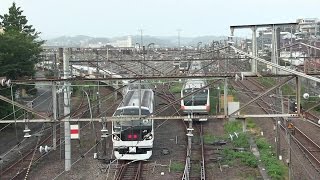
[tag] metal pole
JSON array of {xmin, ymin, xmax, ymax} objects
[
  {"xmin": 271, "ymin": 26, "xmax": 278, "ymax": 74},
  {"xmin": 95, "ymin": 51, "xmax": 100, "ymax": 115},
  {"xmin": 276, "ymin": 120, "xmax": 280, "ymax": 158},
  {"xmin": 140, "ymin": 29, "xmax": 143, "ymax": 47},
  {"xmin": 138, "ymin": 81, "xmax": 141, "ymax": 118},
  {"xmin": 287, "ymin": 120, "xmax": 292, "ymax": 180},
  {"xmin": 296, "ymin": 77, "xmax": 301, "ymax": 115},
  {"xmin": 10, "ymin": 86, "xmax": 18, "ymax": 144},
  {"xmin": 177, "ymin": 29, "xmax": 181, "ymax": 48},
  {"xmin": 290, "ymin": 26, "xmax": 293, "ymax": 67},
  {"xmin": 63, "ymin": 48, "xmax": 71, "ymax": 171},
  {"xmin": 217, "ymin": 87, "xmax": 221, "ymax": 113},
  {"xmin": 52, "ymin": 82, "xmax": 57, "ymax": 150},
  {"xmin": 251, "ymin": 26, "xmax": 257, "ymax": 73},
  {"xmin": 224, "ymin": 78, "xmax": 228, "ymax": 117},
  {"xmin": 82, "ymin": 90, "xmax": 93, "ymax": 119}
]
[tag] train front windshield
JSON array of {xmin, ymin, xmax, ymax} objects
[
  {"xmin": 183, "ymin": 88, "xmax": 208, "ymax": 106},
  {"xmin": 113, "ymin": 108, "xmax": 152, "ymax": 141},
  {"xmin": 113, "ymin": 108, "xmax": 152, "ymax": 126}
]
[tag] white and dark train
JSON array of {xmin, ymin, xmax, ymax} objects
[
  {"xmin": 181, "ymin": 61, "xmax": 210, "ymax": 121},
  {"xmin": 112, "ymin": 84, "xmax": 154, "ymax": 160}
]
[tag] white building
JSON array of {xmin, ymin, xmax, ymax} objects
[
  {"xmin": 110, "ymin": 36, "xmax": 132, "ymax": 47},
  {"xmin": 296, "ymin": 18, "xmax": 320, "ymax": 35}
]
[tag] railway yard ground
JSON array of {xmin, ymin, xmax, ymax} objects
[
  {"xmin": 1, "ymin": 47, "xmax": 320, "ymax": 180},
  {"xmin": 0, "ymin": 81, "xmax": 281, "ymax": 180}
]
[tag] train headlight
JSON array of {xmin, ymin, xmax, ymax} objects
[
  {"xmin": 113, "ymin": 135, "xmax": 120, "ymax": 141},
  {"xmin": 144, "ymin": 133, "xmax": 153, "ymax": 140},
  {"xmin": 142, "ymin": 119, "xmax": 150, "ymax": 125}
]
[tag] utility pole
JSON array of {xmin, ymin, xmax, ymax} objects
[
  {"xmin": 63, "ymin": 48, "xmax": 71, "ymax": 171},
  {"xmin": 251, "ymin": 26, "xmax": 257, "ymax": 73},
  {"xmin": 287, "ymin": 120, "xmax": 294, "ymax": 180},
  {"xmin": 52, "ymin": 82, "xmax": 57, "ymax": 150},
  {"xmin": 177, "ymin": 29, "xmax": 182, "ymax": 48},
  {"xmin": 139, "ymin": 29, "xmax": 143, "ymax": 47},
  {"xmin": 95, "ymin": 50, "xmax": 100, "ymax": 115},
  {"xmin": 58, "ymin": 48, "xmax": 64, "ymax": 160},
  {"xmin": 224, "ymin": 78, "xmax": 228, "ymax": 117}
]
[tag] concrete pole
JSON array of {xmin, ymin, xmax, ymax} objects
[
  {"xmin": 296, "ymin": 77, "xmax": 301, "ymax": 115},
  {"xmin": 251, "ymin": 26, "xmax": 257, "ymax": 73},
  {"xmin": 224, "ymin": 78, "xmax": 228, "ymax": 117},
  {"xmin": 95, "ymin": 51, "xmax": 100, "ymax": 115},
  {"xmin": 271, "ymin": 26, "xmax": 279, "ymax": 74},
  {"xmin": 138, "ymin": 81, "xmax": 141, "ymax": 118},
  {"xmin": 114, "ymin": 81, "xmax": 118, "ymax": 102},
  {"xmin": 52, "ymin": 82, "xmax": 57, "ymax": 150},
  {"xmin": 288, "ymin": 128, "xmax": 292, "ymax": 180},
  {"xmin": 63, "ymin": 48, "xmax": 71, "ymax": 171}
]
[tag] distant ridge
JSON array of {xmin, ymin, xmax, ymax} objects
[{"xmin": 44, "ymin": 35, "xmax": 232, "ymax": 47}]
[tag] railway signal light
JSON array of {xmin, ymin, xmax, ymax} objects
[{"xmin": 289, "ymin": 100, "xmax": 298, "ymax": 113}]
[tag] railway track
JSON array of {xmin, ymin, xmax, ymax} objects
[
  {"xmin": 182, "ymin": 122, "xmax": 206, "ymax": 180},
  {"xmin": 115, "ymin": 161, "xmax": 143, "ymax": 180},
  {"xmin": 233, "ymin": 78, "xmax": 320, "ymax": 170},
  {"xmin": 292, "ymin": 126, "xmax": 320, "ymax": 167},
  {"xmin": 0, "ymin": 98, "xmax": 87, "ymax": 180},
  {"xmin": 0, "ymin": 124, "xmax": 61, "ymax": 180}
]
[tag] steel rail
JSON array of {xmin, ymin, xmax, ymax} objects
[
  {"xmin": 293, "ymin": 127, "xmax": 320, "ymax": 167},
  {"xmin": 200, "ymin": 124, "xmax": 206, "ymax": 180}
]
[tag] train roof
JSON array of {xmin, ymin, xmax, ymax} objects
[
  {"xmin": 183, "ymin": 79, "xmax": 207, "ymax": 89},
  {"xmin": 121, "ymin": 89, "xmax": 153, "ymax": 108}
]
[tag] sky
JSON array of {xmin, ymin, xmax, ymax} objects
[{"xmin": 1, "ymin": 0, "xmax": 320, "ymax": 39}]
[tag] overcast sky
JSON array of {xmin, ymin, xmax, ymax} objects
[{"xmin": 1, "ymin": 0, "xmax": 319, "ymax": 39}]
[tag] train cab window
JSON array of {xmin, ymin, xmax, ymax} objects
[{"xmin": 114, "ymin": 108, "xmax": 150, "ymax": 116}]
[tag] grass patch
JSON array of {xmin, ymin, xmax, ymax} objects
[
  {"xmin": 233, "ymin": 133, "xmax": 250, "ymax": 148},
  {"xmin": 209, "ymin": 88, "xmax": 219, "ymax": 114},
  {"xmin": 191, "ymin": 163, "xmax": 201, "ymax": 173},
  {"xmin": 170, "ymin": 82, "xmax": 183, "ymax": 93},
  {"xmin": 256, "ymin": 137, "xmax": 288, "ymax": 180},
  {"xmin": 224, "ymin": 121, "xmax": 249, "ymax": 148},
  {"xmin": 222, "ymin": 148, "xmax": 258, "ymax": 168},
  {"xmin": 224, "ymin": 121, "xmax": 242, "ymax": 133},
  {"xmin": 257, "ymin": 77, "xmax": 275, "ymax": 88},
  {"xmin": 281, "ymin": 84, "xmax": 295, "ymax": 96},
  {"xmin": 228, "ymin": 86, "xmax": 239, "ymax": 101},
  {"xmin": 222, "ymin": 121, "xmax": 254, "ymax": 167},
  {"xmin": 170, "ymin": 161, "xmax": 185, "ymax": 172},
  {"xmin": 203, "ymin": 134, "xmax": 225, "ymax": 144},
  {"xmin": 246, "ymin": 118, "xmax": 256, "ymax": 129}
]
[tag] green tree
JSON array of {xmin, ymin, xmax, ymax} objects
[
  {"xmin": 0, "ymin": 3, "xmax": 44, "ymax": 119},
  {"xmin": 0, "ymin": 2, "xmax": 44, "ymax": 79}
]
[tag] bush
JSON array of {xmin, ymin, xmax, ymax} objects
[
  {"xmin": 233, "ymin": 134, "xmax": 250, "ymax": 148},
  {"xmin": 224, "ymin": 121, "xmax": 242, "ymax": 133},
  {"xmin": 222, "ymin": 148, "xmax": 258, "ymax": 168},
  {"xmin": 256, "ymin": 137, "xmax": 287, "ymax": 179}
]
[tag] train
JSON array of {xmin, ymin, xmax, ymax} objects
[
  {"xmin": 180, "ymin": 61, "xmax": 210, "ymax": 121},
  {"xmin": 179, "ymin": 61, "xmax": 190, "ymax": 72},
  {"xmin": 112, "ymin": 84, "xmax": 154, "ymax": 160}
]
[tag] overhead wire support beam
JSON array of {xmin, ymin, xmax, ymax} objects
[
  {"xmin": 230, "ymin": 46, "xmax": 320, "ymax": 83},
  {"xmin": 230, "ymin": 22, "xmax": 298, "ymax": 29},
  {"xmin": 0, "ymin": 94, "xmax": 50, "ymax": 120},
  {"xmin": 0, "ymin": 114, "xmax": 300, "ymax": 123},
  {"xmin": 14, "ymin": 72, "xmax": 320, "ymax": 84}
]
